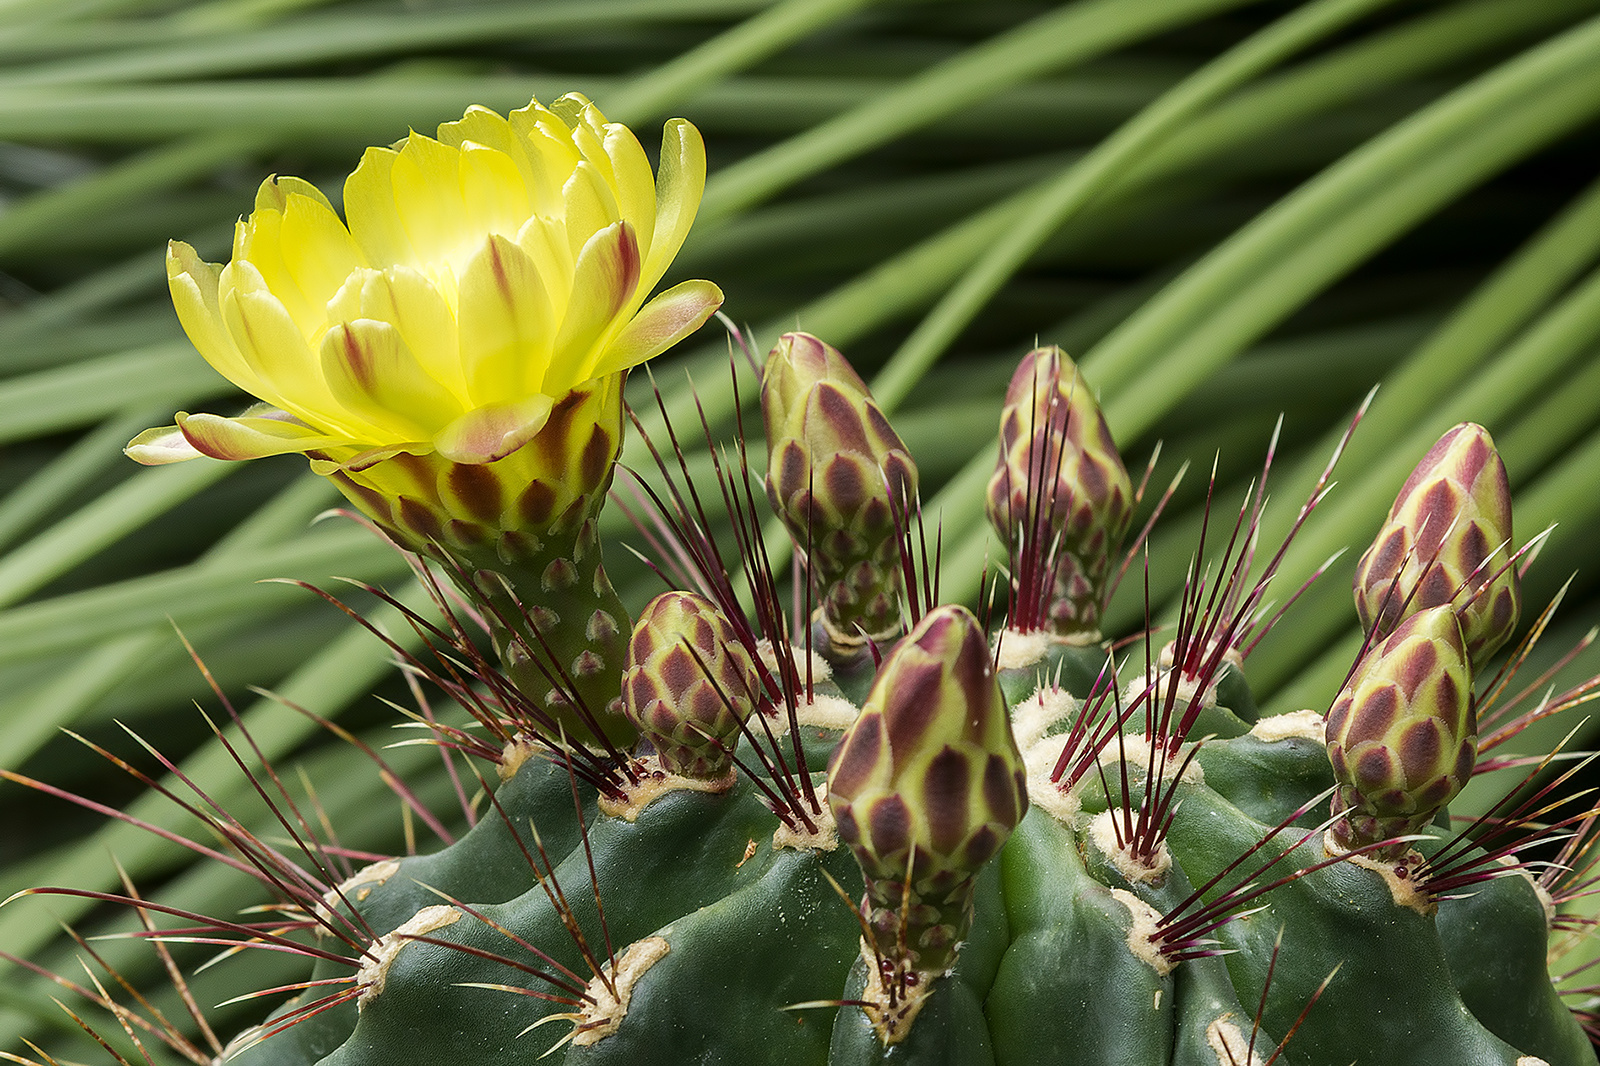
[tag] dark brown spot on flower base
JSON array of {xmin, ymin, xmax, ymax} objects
[
  {"xmin": 1416, "ymin": 776, "xmax": 1455, "ymax": 810},
  {"xmin": 626, "ymin": 674, "xmax": 655, "ymax": 713},
  {"xmin": 829, "ymin": 713, "xmax": 882, "ymax": 798},
  {"xmin": 813, "ymin": 383, "xmax": 873, "ymax": 454},
  {"xmin": 1457, "ymin": 522, "xmax": 1490, "ymax": 577},
  {"xmin": 822, "ymin": 454, "xmax": 871, "ymax": 516},
  {"xmin": 1361, "ymin": 525, "xmax": 1407, "ymax": 592},
  {"xmin": 1328, "ymin": 743, "xmax": 1349, "ymax": 781},
  {"xmin": 581, "ymin": 427, "xmax": 614, "ymax": 490},
  {"xmin": 1458, "ymin": 429, "xmax": 1490, "ymax": 488},
  {"xmin": 447, "ymin": 463, "xmax": 502, "ymax": 523},
  {"xmin": 331, "ymin": 473, "xmax": 392, "ymax": 523},
  {"xmin": 531, "ymin": 391, "xmax": 583, "ymax": 472},
  {"xmin": 964, "ymin": 824, "xmax": 1001, "ymax": 868},
  {"xmin": 833, "ymin": 804, "xmax": 860, "ymax": 845},
  {"xmin": 868, "ymin": 795, "xmax": 912, "ymax": 860},
  {"xmin": 397, "ymin": 496, "xmax": 443, "ymax": 542},
  {"xmin": 1398, "ymin": 719, "xmax": 1444, "ymax": 782},
  {"xmin": 983, "ymin": 753, "xmax": 1018, "ymax": 828},
  {"xmin": 1354, "ymin": 746, "xmax": 1398, "ymax": 793},
  {"xmin": 517, "ymin": 480, "xmax": 558, "ymax": 527},
  {"xmin": 1417, "ymin": 564, "xmax": 1455, "ymax": 609},
  {"xmin": 1348, "ymin": 684, "xmax": 1399, "ymax": 744},
  {"xmin": 1489, "ymin": 589, "xmax": 1516, "ymax": 642},
  {"xmin": 1395, "ymin": 643, "xmax": 1437, "ymax": 700},
  {"xmin": 1326, "ymin": 695, "xmax": 1352, "ymax": 739},
  {"xmin": 658, "ymin": 644, "xmax": 703, "ymax": 695},
  {"xmin": 444, "ymin": 519, "xmax": 485, "ymax": 548},
  {"xmin": 923, "ymin": 747, "xmax": 970, "ymax": 855},
  {"xmin": 1416, "ymin": 481, "xmax": 1461, "ymax": 554},
  {"xmin": 884, "ymin": 662, "xmax": 946, "ymax": 769},
  {"xmin": 1435, "ymin": 671, "xmax": 1460, "ymax": 718},
  {"xmin": 389, "ymin": 451, "xmax": 434, "ymax": 491}
]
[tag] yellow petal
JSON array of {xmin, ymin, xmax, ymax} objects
[
  {"xmin": 548, "ymin": 221, "xmax": 640, "ymax": 392},
  {"xmin": 457, "ymin": 141, "xmax": 531, "ymax": 243},
  {"xmin": 435, "ymin": 395, "xmax": 555, "ymax": 464},
  {"xmin": 221, "ymin": 267, "xmax": 348, "ymax": 429},
  {"xmin": 457, "ymin": 234, "xmax": 555, "ymax": 404},
  {"xmin": 512, "ymin": 104, "xmax": 582, "ymax": 217},
  {"xmin": 277, "ymin": 188, "xmax": 365, "ymax": 319},
  {"xmin": 643, "ymin": 118, "xmax": 706, "ymax": 292},
  {"xmin": 357, "ymin": 266, "xmax": 465, "ymax": 400},
  {"xmin": 265, "ymin": 175, "xmax": 333, "ymax": 212},
  {"xmin": 345, "ymin": 146, "xmax": 415, "ymax": 268},
  {"xmin": 167, "ymin": 241, "xmax": 255, "ymax": 391},
  {"xmin": 591, "ymin": 279, "xmax": 723, "ymax": 378},
  {"xmin": 600, "ymin": 123, "xmax": 657, "ymax": 263},
  {"xmin": 550, "ymin": 92, "xmax": 593, "ymax": 130},
  {"xmin": 320, "ymin": 318, "xmax": 462, "ymax": 440},
  {"xmin": 232, "ymin": 193, "xmax": 314, "ymax": 332},
  {"xmin": 441, "ymin": 106, "xmax": 534, "ymax": 187},
  {"xmin": 560, "ymin": 160, "xmax": 621, "ymax": 263},
  {"xmin": 125, "ymin": 424, "xmax": 204, "ymax": 465},
  {"xmin": 175, "ymin": 408, "xmax": 351, "ymax": 461},
  {"xmin": 515, "ymin": 214, "xmax": 574, "ymax": 312},
  {"xmin": 390, "ymin": 131, "xmax": 471, "ymax": 270}
]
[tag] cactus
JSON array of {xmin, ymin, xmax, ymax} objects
[{"xmin": 9, "ymin": 96, "xmax": 1600, "ymax": 1066}]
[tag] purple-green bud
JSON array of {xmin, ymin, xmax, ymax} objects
[
  {"xmin": 986, "ymin": 346, "xmax": 1132, "ymax": 639},
  {"xmin": 827, "ymin": 604, "xmax": 1027, "ymax": 973},
  {"xmin": 621, "ymin": 592, "xmax": 760, "ymax": 779},
  {"xmin": 1325, "ymin": 605, "xmax": 1476, "ymax": 858},
  {"xmin": 1354, "ymin": 422, "xmax": 1520, "ymax": 666},
  {"xmin": 762, "ymin": 332, "xmax": 918, "ymax": 651}
]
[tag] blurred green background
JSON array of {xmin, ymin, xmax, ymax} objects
[{"xmin": 4, "ymin": 0, "xmax": 1600, "ymax": 1060}]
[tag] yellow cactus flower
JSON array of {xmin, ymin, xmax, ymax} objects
[{"xmin": 127, "ymin": 93, "xmax": 722, "ymax": 510}]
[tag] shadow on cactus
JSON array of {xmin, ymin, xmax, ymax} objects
[{"xmin": 5, "ymin": 95, "xmax": 1600, "ymax": 1066}]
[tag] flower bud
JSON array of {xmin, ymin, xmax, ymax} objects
[
  {"xmin": 621, "ymin": 592, "xmax": 760, "ymax": 779},
  {"xmin": 762, "ymin": 332, "xmax": 917, "ymax": 651},
  {"xmin": 827, "ymin": 605, "xmax": 1027, "ymax": 973},
  {"xmin": 1353, "ymin": 422, "xmax": 1520, "ymax": 665},
  {"xmin": 986, "ymin": 346, "xmax": 1132, "ymax": 639},
  {"xmin": 1325, "ymin": 605, "xmax": 1475, "ymax": 857}
]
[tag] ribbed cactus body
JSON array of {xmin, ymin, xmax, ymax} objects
[{"xmin": 227, "ymin": 673, "xmax": 1588, "ymax": 1066}]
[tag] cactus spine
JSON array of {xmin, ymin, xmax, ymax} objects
[{"xmin": 17, "ymin": 98, "xmax": 1600, "ymax": 1066}]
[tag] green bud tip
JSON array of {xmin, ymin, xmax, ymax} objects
[
  {"xmin": 1354, "ymin": 422, "xmax": 1520, "ymax": 666},
  {"xmin": 621, "ymin": 591, "xmax": 760, "ymax": 779},
  {"xmin": 1326, "ymin": 604, "xmax": 1476, "ymax": 858},
  {"xmin": 761, "ymin": 331, "xmax": 918, "ymax": 651},
  {"xmin": 827, "ymin": 604, "xmax": 1027, "ymax": 974}
]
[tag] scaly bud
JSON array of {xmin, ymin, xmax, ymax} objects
[
  {"xmin": 827, "ymin": 604, "xmax": 1027, "ymax": 975},
  {"xmin": 621, "ymin": 592, "xmax": 760, "ymax": 779},
  {"xmin": 1354, "ymin": 422, "xmax": 1520, "ymax": 665},
  {"xmin": 762, "ymin": 332, "xmax": 918, "ymax": 653},
  {"xmin": 1325, "ymin": 605, "xmax": 1476, "ymax": 858},
  {"xmin": 986, "ymin": 346, "xmax": 1133, "ymax": 640}
]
